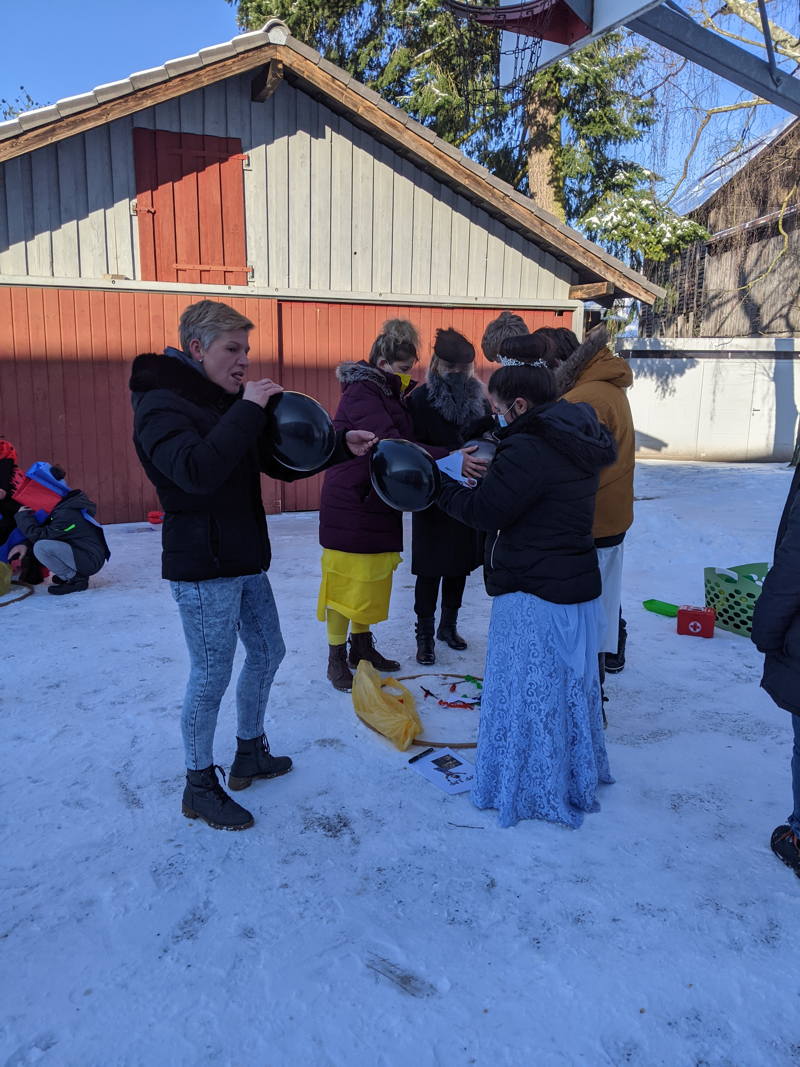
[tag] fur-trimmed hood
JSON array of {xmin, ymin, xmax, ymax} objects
[
  {"xmin": 129, "ymin": 350, "xmax": 237, "ymax": 410},
  {"xmin": 500, "ymin": 398, "xmax": 617, "ymax": 473},
  {"xmin": 423, "ymin": 372, "xmax": 488, "ymax": 426},
  {"xmin": 335, "ymin": 360, "xmax": 415, "ymax": 400},
  {"xmin": 567, "ymin": 346, "xmax": 633, "ymax": 392},
  {"xmin": 552, "ymin": 323, "xmax": 616, "ymax": 395}
]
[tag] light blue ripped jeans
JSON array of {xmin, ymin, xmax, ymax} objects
[{"xmin": 170, "ymin": 573, "xmax": 286, "ymax": 770}]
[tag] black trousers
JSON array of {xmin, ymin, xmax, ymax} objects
[{"xmin": 414, "ymin": 575, "xmax": 467, "ymax": 618}]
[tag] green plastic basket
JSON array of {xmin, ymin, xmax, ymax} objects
[{"xmin": 703, "ymin": 563, "xmax": 769, "ymax": 636}]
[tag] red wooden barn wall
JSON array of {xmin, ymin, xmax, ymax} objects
[{"xmin": 0, "ymin": 286, "xmax": 568, "ymax": 523}]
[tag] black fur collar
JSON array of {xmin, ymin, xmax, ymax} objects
[
  {"xmin": 129, "ymin": 351, "xmax": 236, "ymax": 409},
  {"xmin": 424, "ymin": 373, "xmax": 487, "ymax": 426}
]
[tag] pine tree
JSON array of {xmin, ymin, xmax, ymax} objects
[
  {"xmin": 230, "ymin": 0, "xmax": 703, "ymax": 264},
  {"xmin": 1, "ymin": 87, "xmax": 42, "ymax": 121}
]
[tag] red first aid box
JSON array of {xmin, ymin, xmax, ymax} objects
[{"xmin": 677, "ymin": 605, "xmax": 716, "ymax": 638}]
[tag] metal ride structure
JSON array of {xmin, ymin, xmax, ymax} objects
[{"xmin": 443, "ymin": 0, "xmax": 800, "ymax": 117}]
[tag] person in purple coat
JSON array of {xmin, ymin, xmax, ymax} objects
[{"xmin": 318, "ymin": 319, "xmax": 484, "ymax": 692}]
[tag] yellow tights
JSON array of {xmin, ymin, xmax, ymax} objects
[{"xmin": 326, "ymin": 609, "xmax": 369, "ymax": 646}]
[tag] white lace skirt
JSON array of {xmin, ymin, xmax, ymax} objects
[{"xmin": 473, "ymin": 591, "xmax": 613, "ymax": 828}]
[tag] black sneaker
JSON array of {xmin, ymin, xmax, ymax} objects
[
  {"xmin": 182, "ymin": 765, "xmax": 254, "ymax": 830},
  {"xmin": 770, "ymin": 825, "xmax": 800, "ymax": 876},
  {"xmin": 48, "ymin": 575, "xmax": 89, "ymax": 595}
]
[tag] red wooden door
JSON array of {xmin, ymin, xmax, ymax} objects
[{"xmin": 133, "ymin": 129, "xmax": 250, "ymax": 286}]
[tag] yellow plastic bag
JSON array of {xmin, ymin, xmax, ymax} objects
[
  {"xmin": 0, "ymin": 562, "xmax": 10, "ymax": 597},
  {"xmin": 351, "ymin": 661, "xmax": 422, "ymax": 751}
]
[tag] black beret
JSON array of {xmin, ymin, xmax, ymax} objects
[{"xmin": 434, "ymin": 328, "xmax": 475, "ymax": 365}]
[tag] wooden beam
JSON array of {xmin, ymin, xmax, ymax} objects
[
  {"xmin": 251, "ymin": 60, "xmax": 284, "ymax": 103},
  {"xmin": 569, "ymin": 282, "xmax": 615, "ymax": 301},
  {"xmin": 0, "ymin": 44, "xmax": 280, "ymax": 165}
]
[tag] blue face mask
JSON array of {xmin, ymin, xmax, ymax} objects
[{"xmin": 495, "ymin": 402, "xmax": 515, "ymax": 428}]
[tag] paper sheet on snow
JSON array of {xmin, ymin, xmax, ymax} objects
[{"xmin": 412, "ymin": 748, "xmax": 475, "ymax": 794}]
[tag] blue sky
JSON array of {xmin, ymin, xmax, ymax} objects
[
  {"xmin": 1, "ymin": 0, "xmax": 240, "ymax": 106},
  {"xmin": 1, "ymin": 0, "xmax": 793, "ymax": 201}
]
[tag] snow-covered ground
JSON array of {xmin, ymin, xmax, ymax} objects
[{"xmin": 3, "ymin": 461, "xmax": 799, "ymax": 1066}]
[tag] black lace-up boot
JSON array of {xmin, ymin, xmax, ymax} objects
[
  {"xmin": 228, "ymin": 735, "xmax": 293, "ymax": 791},
  {"xmin": 182, "ymin": 765, "xmax": 254, "ymax": 830},
  {"xmin": 437, "ymin": 607, "xmax": 467, "ymax": 651},
  {"xmin": 415, "ymin": 616, "xmax": 436, "ymax": 666},
  {"xmin": 327, "ymin": 643, "xmax": 354, "ymax": 692},
  {"xmin": 347, "ymin": 631, "xmax": 400, "ymax": 673}
]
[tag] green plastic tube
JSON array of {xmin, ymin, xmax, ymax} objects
[{"xmin": 642, "ymin": 599, "xmax": 679, "ymax": 617}]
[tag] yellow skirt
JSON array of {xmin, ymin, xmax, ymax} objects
[{"xmin": 317, "ymin": 549, "xmax": 402, "ymax": 625}]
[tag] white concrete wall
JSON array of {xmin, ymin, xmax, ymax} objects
[{"xmin": 618, "ymin": 338, "xmax": 800, "ymax": 461}]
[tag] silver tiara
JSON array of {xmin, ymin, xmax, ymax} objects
[{"xmin": 498, "ymin": 356, "xmax": 550, "ymax": 368}]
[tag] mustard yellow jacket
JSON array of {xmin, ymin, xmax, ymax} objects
[{"xmin": 564, "ymin": 347, "xmax": 634, "ymax": 539}]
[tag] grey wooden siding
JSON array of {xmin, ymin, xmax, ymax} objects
[{"xmin": 0, "ymin": 72, "xmax": 576, "ymax": 301}]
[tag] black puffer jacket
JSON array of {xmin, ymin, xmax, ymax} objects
[
  {"xmin": 437, "ymin": 400, "xmax": 616, "ymax": 604},
  {"xmin": 751, "ymin": 465, "xmax": 800, "ymax": 717},
  {"xmin": 131, "ymin": 351, "xmax": 352, "ymax": 582},
  {"xmin": 15, "ymin": 489, "xmax": 110, "ymax": 576}
]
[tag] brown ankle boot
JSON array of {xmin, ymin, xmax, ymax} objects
[
  {"xmin": 327, "ymin": 643, "xmax": 353, "ymax": 691},
  {"xmin": 347, "ymin": 631, "xmax": 400, "ymax": 673}
]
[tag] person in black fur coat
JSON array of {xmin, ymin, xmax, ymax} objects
[{"xmin": 407, "ymin": 328, "xmax": 490, "ymax": 664}]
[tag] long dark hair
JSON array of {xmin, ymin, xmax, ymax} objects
[{"xmin": 488, "ymin": 365, "xmax": 558, "ymax": 406}]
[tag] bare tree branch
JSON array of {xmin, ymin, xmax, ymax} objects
[
  {"xmin": 664, "ymin": 97, "xmax": 770, "ymax": 205},
  {"xmin": 644, "ymin": 56, "xmax": 689, "ymax": 94},
  {"xmin": 734, "ymin": 181, "xmax": 799, "ymax": 291},
  {"xmin": 698, "ymin": 0, "xmax": 800, "ymax": 63},
  {"xmin": 700, "ymin": 13, "xmax": 770, "ymax": 49}
]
